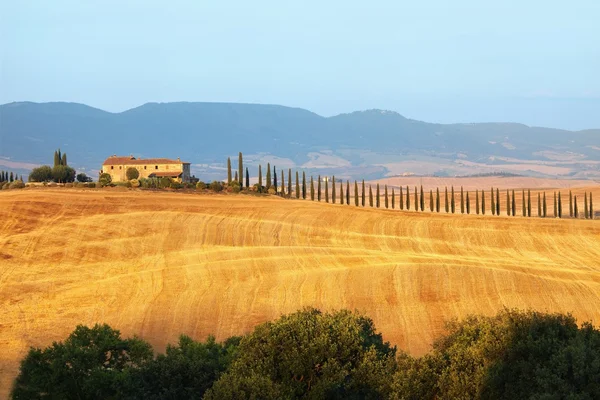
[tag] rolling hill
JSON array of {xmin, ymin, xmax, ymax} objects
[
  {"xmin": 1, "ymin": 188, "xmax": 600, "ymax": 397},
  {"xmin": 1, "ymin": 101, "xmax": 600, "ymax": 181}
]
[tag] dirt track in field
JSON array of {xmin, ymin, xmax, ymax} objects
[{"xmin": 1, "ymin": 188, "xmax": 600, "ymax": 397}]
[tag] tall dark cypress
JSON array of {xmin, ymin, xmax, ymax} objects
[
  {"xmin": 506, "ymin": 190, "xmax": 511, "ymax": 216},
  {"xmin": 273, "ymin": 166, "xmax": 278, "ymax": 193},
  {"xmin": 400, "ymin": 186, "xmax": 404, "ymax": 210},
  {"xmin": 569, "ymin": 190, "xmax": 573, "ymax": 217},
  {"xmin": 445, "ymin": 187, "xmax": 449, "ymax": 213},
  {"xmin": 325, "ymin": 178, "xmax": 329, "ymax": 203},
  {"xmin": 369, "ymin": 186, "xmax": 373, "ymax": 207},
  {"xmin": 522, "ymin": 190, "xmax": 526, "ymax": 217},
  {"xmin": 460, "ymin": 186, "xmax": 464, "ymax": 214},
  {"xmin": 392, "ymin": 187, "xmax": 396, "ymax": 209},
  {"xmin": 332, "ymin": 176, "xmax": 336, "ymax": 203},
  {"xmin": 258, "ymin": 165, "xmax": 263, "ymax": 188},
  {"xmin": 420, "ymin": 185, "xmax": 425, "ymax": 211},
  {"xmin": 340, "ymin": 181, "xmax": 344, "ymax": 205},
  {"xmin": 451, "ymin": 186, "xmax": 455, "ymax": 214},
  {"xmin": 481, "ymin": 189, "xmax": 485, "ymax": 215},
  {"xmin": 376, "ymin": 184, "xmax": 381, "ymax": 208},
  {"xmin": 406, "ymin": 186, "xmax": 411, "ymax": 210},
  {"xmin": 574, "ymin": 196, "xmax": 579, "ymax": 218},
  {"xmin": 54, "ymin": 151, "xmax": 60, "ymax": 167},
  {"xmin": 543, "ymin": 192, "xmax": 547, "ymax": 218},
  {"xmin": 296, "ymin": 171, "xmax": 300, "ymax": 199},
  {"xmin": 238, "ymin": 152, "xmax": 243, "ymax": 188},
  {"xmin": 466, "ymin": 191, "xmax": 470, "ymax": 214},
  {"xmin": 430, "ymin": 189, "xmax": 434, "ymax": 212},
  {"xmin": 266, "ymin": 163, "xmax": 271, "ymax": 190},
  {"xmin": 61, "ymin": 153, "xmax": 67, "ymax": 166},
  {"xmin": 491, "ymin": 187, "xmax": 495, "ymax": 216},
  {"xmin": 590, "ymin": 193, "xmax": 594, "ymax": 220},
  {"xmin": 527, "ymin": 189, "xmax": 531, "ymax": 217},
  {"xmin": 584, "ymin": 192, "xmax": 589, "ymax": 219},
  {"xmin": 537, "ymin": 192, "xmax": 541, "ymax": 218},
  {"xmin": 302, "ymin": 171, "xmax": 306, "ymax": 199},
  {"xmin": 310, "ymin": 176, "xmax": 315, "ymax": 201},
  {"xmin": 281, "ymin": 169, "xmax": 285, "ymax": 196},
  {"xmin": 512, "ymin": 190, "xmax": 516, "ymax": 217},
  {"xmin": 234, "ymin": 171, "xmax": 238, "ymax": 182},
  {"xmin": 414, "ymin": 186, "xmax": 418, "ymax": 212},
  {"xmin": 10, "ymin": 172, "xmax": 14, "ymax": 182},
  {"xmin": 318, "ymin": 175, "xmax": 321, "ymax": 201},
  {"xmin": 362, "ymin": 180, "xmax": 366, "ymax": 207},
  {"xmin": 346, "ymin": 181, "xmax": 350, "ymax": 205},
  {"xmin": 436, "ymin": 188, "xmax": 440, "ymax": 213},
  {"xmin": 227, "ymin": 157, "xmax": 232, "ymax": 184},
  {"xmin": 288, "ymin": 169, "xmax": 292, "ymax": 198},
  {"xmin": 558, "ymin": 191, "xmax": 562, "ymax": 218},
  {"xmin": 496, "ymin": 188, "xmax": 500, "ymax": 216},
  {"xmin": 246, "ymin": 168, "xmax": 250, "ymax": 189},
  {"xmin": 476, "ymin": 190, "xmax": 480, "ymax": 215},
  {"xmin": 355, "ymin": 181, "xmax": 359, "ymax": 206},
  {"xmin": 553, "ymin": 192, "xmax": 557, "ymax": 218},
  {"xmin": 384, "ymin": 185, "xmax": 389, "ymax": 208}
]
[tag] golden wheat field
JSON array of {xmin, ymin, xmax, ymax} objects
[{"xmin": 1, "ymin": 188, "xmax": 600, "ymax": 397}]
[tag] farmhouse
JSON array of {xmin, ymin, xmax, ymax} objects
[{"xmin": 101, "ymin": 155, "xmax": 191, "ymax": 183}]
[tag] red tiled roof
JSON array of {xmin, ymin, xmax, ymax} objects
[
  {"xmin": 102, "ymin": 156, "xmax": 190, "ymax": 165},
  {"xmin": 148, "ymin": 172, "xmax": 183, "ymax": 178}
]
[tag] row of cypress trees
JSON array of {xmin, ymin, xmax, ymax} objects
[
  {"xmin": 225, "ymin": 154, "xmax": 595, "ymax": 219},
  {"xmin": 0, "ymin": 170, "xmax": 23, "ymax": 182}
]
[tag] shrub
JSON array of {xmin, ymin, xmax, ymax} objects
[
  {"xmin": 115, "ymin": 181, "xmax": 132, "ymax": 188},
  {"xmin": 126, "ymin": 167, "xmax": 140, "ymax": 180},
  {"xmin": 267, "ymin": 187, "xmax": 276, "ymax": 195},
  {"xmin": 159, "ymin": 177, "xmax": 172, "ymax": 189},
  {"xmin": 76, "ymin": 173, "xmax": 92, "ymax": 183},
  {"xmin": 99, "ymin": 173, "xmax": 112, "ymax": 187},
  {"xmin": 29, "ymin": 165, "xmax": 53, "ymax": 182},
  {"xmin": 130, "ymin": 179, "xmax": 140, "ymax": 188},
  {"xmin": 196, "ymin": 181, "xmax": 207, "ymax": 190},
  {"xmin": 87, "ymin": 182, "xmax": 97, "ymax": 188},
  {"xmin": 3, "ymin": 182, "xmax": 11, "ymax": 190},
  {"xmin": 209, "ymin": 181, "xmax": 224, "ymax": 192},
  {"xmin": 9, "ymin": 180, "xmax": 26, "ymax": 189},
  {"xmin": 231, "ymin": 181, "xmax": 242, "ymax": 193},
  {"xmin": 64, "ymin": 183, "xmax": 73, "ymax": 188},
  {"xmin": 170, "ymin": 182, "xmax": 183, "ymax": 190}
]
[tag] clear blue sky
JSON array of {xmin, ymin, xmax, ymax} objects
[{"xmin": 1, "ymin": 0, "xmax": 599, "ymax": 129}]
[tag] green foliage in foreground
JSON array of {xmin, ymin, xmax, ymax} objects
[{"xmin": 11, "ymin": 309, "xmax": 600, "ymax": 400}]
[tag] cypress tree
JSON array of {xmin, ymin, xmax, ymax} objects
[
  {"xmin": 590, "ymin": 193, "xmax": 594, "ymax": 220},
  {"xmin": 266, "ymin": 163, "xmax": 271, "ymax": 189},
  {"xmin": 384, "ymin": 185, "xmax": 389, "ymax": 208},
  {"xmin": 506, "ymin": 190, "xmax": 511, "ymax": 216},
  {"xmin": 369, "ymin": 186, "xmax": 373, "ymax": 207},
  {"xmin": 420, "ymin": 185, "xmax": 425, "ymax": 211},
  {"xmin": 558, "ymin": 191, "xmax": 562, "ymax": 218},
  {"xmin": 430, "ymin": 189, "xmax": 434, "ymax": 212},
  {"xmin": 527, "ymin": 189, "xmax": 531, "ymax": 217},
  {"xmin": 490, "ymin": 187, "xmax": 495, "ymax": 216},
  {"xmin": 436, "ymin": 188, "xmax": 440, "ymax": 213},
  {"xmin": 481, "ymin": 189, "xmax": 485, "ymax": 215},
  {"xmin": 512, "ymin": 190, "xmax": 516, "ymax": 217},
  {"xmin": 332, "ymin": 176, "xmax": 336, "ymax": 203},
  {"xmin": 355, "ymin": 181, "xmax": 359, "ymax": 206},
  {"xmin": 445, "ymin": 187, "xmax": 449, "ymax": 213},
  {"xmin": 476, "ymin": 190, "xmax": 480, "ymax": 215},
  {"xmin": 466, "ymin": 191, "xmax": 470, "ymax": 214},
  {"xmin": 346, "ymin": 181, "xmax": 350, "ymax": 205},
  {"xmin": 584, "ymin": 192, "xmax": 589, "ymax": 219},
  {"xmin": 553, "ymin": 192, "xmax": 557, "ymax": 218},
  {"xmin": 376, "ymin": 184, "xmax": 381, "ymax": 208},
  {"xmin": 317, "ymin": 175, "xmax": 321, "ymax": 201},
  {"xmin": 1, "ymin": 171, "xmax": 4, "ymax": 181},
  {"xmin": 234, "ymin": 171, "xmax": 238, "ymax": 182},
  {"xmin": 537, "ymin": 192, "xmax": 541, "ymax": 218},
  {"xmin": 392, "ymin": 187, "xmax": 396, "ymax": 209},
  {"xmin": 406, "ymin": 186, "xmax": 411, "ymax": 210},
  {"xmin": 451, "ymin": 186, "xmax": 455, "ymax": 213},
  {"xmin": 57, "ymin": 149, "xmax": 62, "ymax": 165},
  {"xmin": 288, "ymin": 169, "xmax": 292, "ymax": 198},
  {"xmin": 296, "ymin": 171, "xmax": 300, "ymax": 199},
  {"xmin": 281, "ymin": 170, "xmax": 285, "ymax": 196},
  {"xmin": 574, "ymin": 196, "xmax": 578, "ymax": 218},
  {"xmin": 414, "ymin": 186, "xmax": 418, "ymax": 212},
  {"xmin": 246, "ymin": 168, "xmax": 250, "ymax": 189},
  {"xmin": 20, "ymin": 175, "xmax": 23, "ymax": 182},
  {"xmin": 362, "ymin": 180, "xmax": 366, "ymax": 207},
  {"xmin": 238, "ymin": 152, "xmax": 243, "ymax": 188},
  {"xmin": 496, "ymin": 188, "xmax": 500, "ymax": 216},
  {"xmin": 310, "ymin": 176, "xmax": 315, "ymax": 201},
  {"xmin": 54, "ymin": 151, "xmax": 60, "ymax": 167},
  {"xmin": 302, "ymin": 171, "xmax": 306, "ymax": 199},
  {"xmin": 325, "ymin": 178, "xmax": 329, "ymax": 203},
  {"xmin": 522, "ymin": 190, "xmax": 526, "ymax": 217},
  {"xmin": 273, "ymin": 166, "xmax": 278, "ymax": 193},
  {"xmin": 460, "ymin": 186, "xmax": 464, "ymax": 214},
  {"xmin": 10, "ymin": 172, "xmax": 14, "ymax": 182},
  {"xmin": 340, "ymin": 181, "xmax": 344, "ymax": 205},
  {"xmin": 400, "ymin": 186, "xmax": 404, "ymax": 210},
  {"xmin": 227, "ymin": 157, "xmax": 232, "ymax": 184},
  {"xmin": 258, "ymin": 165, "xmax": 263, "ymax": 188},
  {"xmin": 569, "ymin": 190, "xmax": 573, "ymax": 217},
  {"xmin": 61, "ymin": 153, "xmax": 67, "ymax": 166},
  {"xmin": 543, "ymin": 192, "xmax": 547, "ymax": 218}
]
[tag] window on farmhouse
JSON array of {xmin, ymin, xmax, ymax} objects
[
  {"xmin": 144, "ymin": 166, "xmax": 147, "ymax": 170},
  {"xmin": 155, "ymin": 165, "xmax": 158, "ymax": 169},
  {"xmin": 111, "ymin": 166, "xmax": 114, "ymax": 170}
]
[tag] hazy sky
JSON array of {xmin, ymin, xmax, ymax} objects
[{"xmin": 1, "ymin": 0, "xmax": 599, "ymax": 129}]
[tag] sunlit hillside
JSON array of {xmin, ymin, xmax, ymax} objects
[{"xmin": 1, "ymin": 188, "xmax": 600, "ymax": 397}]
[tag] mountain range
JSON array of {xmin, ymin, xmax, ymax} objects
[{"xmin": 1, "ymin": 101, "xmax": 599, "ymax": 181}]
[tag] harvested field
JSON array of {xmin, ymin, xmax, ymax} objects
[{"xmin": 1, "ymin": 188, "xmax": 600, "ymax": 397}]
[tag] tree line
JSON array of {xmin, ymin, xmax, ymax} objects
[
  {"xmin": 227, "ymin": 153, "xmax": 596, "ymax": 220},
  {"xmin": 11, "ymin": 308, "xmax": 600, "ymax": 399}
]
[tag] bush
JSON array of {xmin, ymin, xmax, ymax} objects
[
  {"xmin": 126, "ymin": 167, "xmax": 140, "ymax": 180},
  {"xmin": 64, "ymin": 183, "xmax": 73, "ymax": 188},
  {"xmin": 267, "ymin": 187, "xmax": 276, "ymax": 195},
  {"xmin": 3, "ymin": 182, "xmax": 11, "ymax": 190},
  {"xmin": 130, "ymin": 179, "xmax": 140, "ymax": 188},
  {"xmin": 99, "ymin": 173, "xmax": 112, "ymax": 187},
  {"xmin": 115, "ymin": 181, "xmax": 132, "ymax": 188},
  {"xmin": 209, "ymin": 181, "xmax": 224, "ymax": 192},
  {"xmin": 231, "ymin": 182, "xmax": 242, "ymax": 193},
  {"xmin": 95, "ymin": 182, "xmax": 103, "ymax": 188},
  {"xmin": 170, "ymin": 182, "xmax": 183, "ymax": 190},
  {"xmin": 9, "ymin": 180, "xmax": 26, "ymax": 189},
  {"xmin": 29, "ymin": 165, "xmax": 53, "ymax": 182},
  {"xmin": 76, "ymin": 173, "xmax": 92, "ymax": 183},
  {"xmin": 196, "ymin": 181, "xmax": 207, "ymax": 190},
  {"xmin": 159, "ymin": 177, "xmax": 172, "ymax": 189}
]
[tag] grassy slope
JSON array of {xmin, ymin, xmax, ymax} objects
[{"xmin": 1, "ymin": 188, "xmax": 600, "ymax": 397}]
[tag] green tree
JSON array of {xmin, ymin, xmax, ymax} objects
[
  {"xmin": 302, "ymin": 171, "xmax": 306, "ymax": 199},
  {"xmin": 288, "ymin": 169, "xmax": 292, "ymax": 198},
  {"xmin": 569, "ymin": 190, "xmax": 573, "ymax": 217},
  {"xmin": 362, "ymin": 180, "xmax": 366, "ymax": 207},
  {"xmin": 406, "ymin": 186, "xmax": 411, "ymax": 210},
  {"xmin": 355, "ymin": 181, "xmax": 359, "ymax": 206},
  {"xmin": 126, "ymin": 167, "xmax": 140, "ymax": 180},
  {"xmin": 246, "ymin": 168, "xmax": 250, "ymax": 189},
  {"xmin": 376, "ymin": 184, "xmax": 380, "ymax": 208},
  {"xmin": 310, "ymin": 176, "xmax": 315, "ymax": 201},
  {"xmin": 340, "ymin": 181, "xmax": 344, "ymax": 205},
  {"xmin": 29, "ymin": 166, "xmax": 53, "ymax": 182},
  {"xmin": 369, "ymin": 185, "xmax": 373, "ymax": 207},
  {"xmin": 258, "ymin": 165, "xmax": 263, "ymax": 189},
  {"xmin": 512, "ymin": 190, "xmax": 516, "ymax": 217},
  {"xmin": 99, "ymin": 172, "xmax": 112, "ymax": 187},
  {"xmin": 584, "ymin": 192, "xmax": 589, "ymax": 219},
  {"xmin": 420, "ymin": 185, "xmax": 425, "ymax": 211},
  {"xmin": 543, "ymin": 192, "xmax": 547, "ymax": 218},
  {"xmin": 481, "ymin": 189, "xmax": 485, "ymax": 215},
  {"xmin": 76, "ymin": 173, "xmax": 91, "ymax": 183},
  {"xmin": 496, "ymin": 188, "xmax": 500, "ymax": 216},
  {"xmin": 332, "ymin": 176, "xmax": 336, "ymax": 203},
  {"xmin": 460, "ymin": 186, "xmax": 464, "ymax": 214},
  {"xmin": 54, "ymin": 150, "xmax": 60, "ymax": 167},
  {"xmin": 466, "ymin": 191, "xmax": 470, "ymax": 214},
  {"xmin": 451, "ymin": 186, "xmax": 455, "ymax": 214},
  {"xmin": 317, "ymin": 175, "xmax": 321, "ymax": 201},
  {"xmin": 527, "ymin": 189, "xmax": 531, "ymax": 217},
  {"xmin": 491, "ymin": 187, "xmax": 496, "ymax": 216},
  {"xmin": 430, "ymin": 189, "xmax": 434, "ymax": 212},
  {"xmin": 507, "ymin": 190, "xmax": 511, "ymax": 216},
  {"xmin": 52, "ymin": 165, "xmax": 76, "ymax": 183},
  {"xmin": 346, "ymin": 181, "xmax": 350, "ymax": 205},
  {"xmin": 266, "ymin": 163, "xmax": 271, "ymax": 190},
  {"xmin": 436, "ymin": 188, "xmax": 440, "ymax": 213},
  {"xmin": 61, "ymin": 153, "xmax": 67, "ymax": 167},
  {"xmin": 11, "ymin": 324, "xmax": 153, "ymax": 400},
  {"xmin": 522, "ymin": 190, "xmax": 526, "ymax": 217},
  {"xmin": 227, "ymin": 157, "xmax": 232, "ymax": 184},
  {"xmin": 400, "ymin": 186, "xmax": 404, "ymax": 210},
  {"xmin": 414, "ymin": 186, "xmax": 418, "ymax": 212},
  {"xmin": 273, "ymin": 166, "xmax": 277, "ymax": 193},
  {"xmin": 476, "ymin": 190, "xmax": 480, "ymax": 215},
  {"xmin": 296, "ymin": 171, "xmax": 300, "ymax": 199},
  {"xmin": 574, "ymin": 196, "xmax": 579, "ymax": 218},
  {"xmin": 325, "ymin": 178, "xmax": 329, "ymax": 203},
  {"xmin": 205, "ymin": 308, "xmax": 396, "ymax": 400},
  {"xmin": 445, "ymin": 187, "xmax": 449, "ymax": 213},
  {"xmin": 234, "ymin": 171, "xmax": 238, "ymax": 183},
  {"xmin": 554, "ymin": 192, "xmax": 557, "ymax": 218},
  {"xmin": 558, "ymin": 191, "xmax": 562, "ymax": 218},
  {"xmin": 538, "ymin": 192, "xmax": 541, "ymax": 218},
  {"xmin": 590, "ymin": 192, "xmax": 594, "ymax": 220},
  {"xmin": 238, "ymin": 152, "xmax": 243, "ymax": 189},
  {"xmin": 10, "ymin": 171, "xmax": 14, "ymax": 182}
]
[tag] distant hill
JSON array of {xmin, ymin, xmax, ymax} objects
[{"xmin": 1, "ymin": 101, "xmax": 599, "ymax": 180}]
